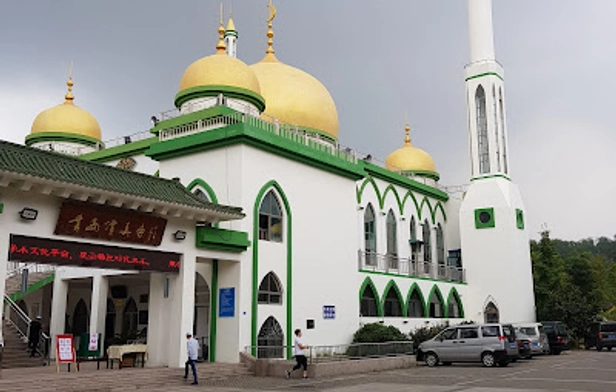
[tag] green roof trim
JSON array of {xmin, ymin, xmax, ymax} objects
[
  {"xmin": 25, "ymin": 132, "xmax": 103, "ymax": 148},
  {"xmin": 400, "ymin": 169, "xmax": 440, "ymax": 181},
  {"xmin": 174, "ymin": 85, "xmax": 266, "ymax": 112},
  {"xmin": 0, "ymin": 140, "xmax": 244, "ymax": 217},
  {"xmin": 195, "ymin": 226, "xmax": 250, "ymax": 253},
  {"xmin": 80, "ymin": 136, "xmax": 157, "ymax": 163},
  {"xmin": 361, "ymin": 162, "xmax": 449, "ymax": 202},
  {"xmin": 146, "ymin": 121, "xmax": 365, "ymax": 181}
]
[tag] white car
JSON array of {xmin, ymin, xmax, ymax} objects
[{"xmin": 513, "ymin": 323, "xmax": 550, "ymax": 355}]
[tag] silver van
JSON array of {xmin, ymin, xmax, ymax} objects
[
  {"xmin": 514, "ymin": 323, "xmax": 550, "ymax": 355},
  {"xmin": 417, "ymin": 323, "xmax": 518, "ymax": 367}
]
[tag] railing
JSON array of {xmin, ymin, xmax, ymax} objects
[
  {"xmin": 359, "ymin": 250, "xmax": 465, "ymax": 283},
  {"xmin": 7, "ymin": 262, "xmax": 56, "ymax": 278},
  {"xmin": 244, "ymin": 341, "xmax": 414, "ymax": 363},
  {"xmin": 3, "ymin": 294, "xmax": 51, "ymax": 363},
  {"xmin": 103, "ymin": 130, "xmax": 152, "ymax": 149}
]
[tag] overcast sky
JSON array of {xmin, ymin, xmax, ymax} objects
[{"xmin": 1, "ymin": 0, "xmax": 614, "ymax": 241}]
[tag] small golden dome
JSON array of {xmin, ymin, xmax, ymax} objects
[
  {"xmin": 250, "ymin": 53, "xmax": 339, "ymax": 138},
  {"xmin": 30, "ymin": 77, "xmax": 101, "ymax": 141},
  {"xmin": 179, "ymin": 53, "xmax": 261, "ymax": 94},
  {"xmin": 385, "ymin": 125, "xmax": 436, "ymax": 174}
]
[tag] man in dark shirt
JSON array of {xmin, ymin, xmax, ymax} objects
[{"xmin": 28, "ymin": 316, "xmax": 42, "ymax": 357}]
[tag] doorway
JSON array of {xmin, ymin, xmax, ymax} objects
[{"xmin": 194, "ymin": 273, "xmax": 210, "ymax": 361}]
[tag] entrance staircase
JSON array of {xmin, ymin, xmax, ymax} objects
[{"xmin": 2, "ymin": 320, "xmax": 46, "ymax": 369}]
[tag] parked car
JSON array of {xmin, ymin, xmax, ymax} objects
[
  {"xmin": 515, "ymin": 331, "xmax": 533, "ymax": 359},
  {"xmin": 514, "ymin": 323, "xmax": 550, "ymax": 355},
  {"xmin": 417, "ymin": 323, "xmax": 518, "ymax": 367},
  {"xmin": 541, "ymin": 321, "xmax": 570, "ymax": 355},
  {"xmin": 585, "ymin": 321, "xmax": 616, "ymax": 351}
]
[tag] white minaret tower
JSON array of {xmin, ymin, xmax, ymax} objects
[
  {"xmin": 459, "ymin": 0, "xmax": 536, "ymax": 324},
  {"xmin": 225, "ymin": 13, "xmax": 238, "ymax": 58}
]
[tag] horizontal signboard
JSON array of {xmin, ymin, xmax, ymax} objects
[
  {"xmin": 54, "ymin": 201, "xmax": 167, "ymax": 246},
  {"xmin": 9, "ymin": 234, "xmax": 180, "ymax": 273}
]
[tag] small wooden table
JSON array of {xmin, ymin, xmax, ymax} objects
[{"xmin": 107, "ymin": 344, "xmax": 148, "ymax": 369}]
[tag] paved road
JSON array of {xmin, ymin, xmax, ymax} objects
[{"xmin": 2, "ymin": 350, "xmax": 615, "ymax": 391}]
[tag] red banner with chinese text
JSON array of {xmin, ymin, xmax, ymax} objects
[
  {"xmin": 9, "ymin": 234, "xmax": 181, "ymax": 273},
  {"xmin": 54, "ymin": 201, "xmax": 167, "ymax": 246}
]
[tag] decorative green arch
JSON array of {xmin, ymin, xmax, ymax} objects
[
  {"xmin": 381, "ymin": 280, "xmax": 405, "ymax": 317},
  {"xmin": 356, "ymin": 177, "xmax": 382, "ymax": 206},
  {"xmin": 425, "ymin": 284, "xmax": 446, "ymax": 318},
  {"xmin": 186, "ymin": 178, "xmax": 219, "ymax": 203},
  {"xmin": 419, "ymin": 198, "xmax": 434, "ymax": 224},
  {"xmin": 251, "ymin": 181, "xmax": 293, "ymax": 358},
  {"xmin": 402, "ymin": 190, "xmax": 421, "ymax": 220},
  {"xmin": 359, "ymin": 276, "xmax": 383, "ymax": 317},
  {"xmin": 432, "ymin": 201, "xmax": 447, "ymax": 223},
  {"xmin": 445, "ymin": 287, "xmax": 465, "ymax": 319},
  {"xmin": 382, "ymin": 185, "xmax": 404, "ymax": 215},
  {"xmin": 405, "ymin": 282, "xmax": 426, "ymax": 318}
]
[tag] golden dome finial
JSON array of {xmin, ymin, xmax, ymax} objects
[
  {"xmin": 216, "ymin": 3, "xmax": 227, "ymax": 53},
  {"xmin": 265, "ymin": 0, "xmax": 277, "ymax": 56},
  {"xmin": 65, "ymin": 61, "xmax": 74, "ymax": 103},
  {"xmin": 404, "ymin": 111, "xmax": 411, "ymax": 145}
]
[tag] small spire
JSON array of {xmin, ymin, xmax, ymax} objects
[
  {"xmin": 226, "ymin": 4, "xmax": 235, "ymax": 31},
  {"xmin": 216, "ymin": 3, "xmax": 227, "ymax": 53},
  {"xmin": 404, "ymin": 123, "xmax": 411, "ymax": 145},
  {"xmin": 265, "ymin": 0, "xmax": 277, "ymax": 55},
  {"xmin": 65, "ymin": 61, "xmax": 74, "ymax": 103}
]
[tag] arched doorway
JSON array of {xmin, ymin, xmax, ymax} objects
[
  {"xmin": 484, "ymin": 301, "xmax": 499, "ymax": 323},
  {"xmin": 73, "ymin": 298, "xmax": 89, "ymax": 336},
  {"xmin": 122, "ymin": 297, "xmax": 138, "ymax": 339},
  {"xmin": 257, "ymin": 316, "xmax": 284, "ymax": 358},
  {"xmin": 194, "ymin": 273, "xmax": 210, "ymax": 360}
]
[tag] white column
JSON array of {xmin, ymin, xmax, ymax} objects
[
  {"xmin": 0, "ymin": 237, "xmax": 8, "ymax": 350},
  {"xmin": 468, "ymin": 0, "xmax": 495, "ymax": 62},
  {"xmin": 169, "ymin": 253, "xmax": 196, "ymax": 367},
  {"xmin": 89, "ymin": 274, "xmax": 108, "ymax": 342},
  {"xmin": 49, "ymin": 276, "xmax": 69, "ymax": 359}
]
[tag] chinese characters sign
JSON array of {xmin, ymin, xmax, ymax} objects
[
  {"xmin": 54, "ymin": 201, "xmax": 167, "ymax": 246},
  {"xmin": 9, "ymin": 234, "xmax": 181, "ymax": 273}
]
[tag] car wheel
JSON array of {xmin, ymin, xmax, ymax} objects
[
  {"xmin": 553, "ymin": 349, "xmax": 561, "ymax": 355},
  {"xmin": 511, "ymin": 358, "xmax": 517, "ymax": 363},
  {"xmin": 425, "ymin": 352, "xmax": 439, "ymax": 367},
  {"xmin": 482, "ymin": 352, "xmax": 496, "ymax": 367},
  {"xmin": 608, "ymin": 347, "xmax": 613, "ymax": 352},
  {"xmin": 596, "ymin": 345, "xmax": 602, "ymax": 352},
  {"xmin": 498, "ymin": 360, "xmax": 510, "ymax": 367}
]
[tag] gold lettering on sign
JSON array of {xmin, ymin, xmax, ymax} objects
[{"xmin": 68, "ymin": 214, "xmax": 84, "ymax": 233}]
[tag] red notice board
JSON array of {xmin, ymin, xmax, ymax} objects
[{"xmin": 56, "ymin": 334, "xmax": 75, "ymax": 363}]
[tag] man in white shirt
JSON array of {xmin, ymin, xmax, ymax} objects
[
  {"xmin": 184, "ymin": 332, "xmax": 199, "ymax": 385},
  {"xmin": 286, "ymin": 329, "xmax": 309, "ymax": 379}
]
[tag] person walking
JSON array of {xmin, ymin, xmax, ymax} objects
[
  {"xmin": 183, "ymin": 332, "xmax": 199, "ymax": 385},
  {"xmin": 286, "ymin": 329, "xmax": 309, "ymax": 379},
  {"xmin": 28, "ymin": 316, "xmax": 42, "ymax": 357}
]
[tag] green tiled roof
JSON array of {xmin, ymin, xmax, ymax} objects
[{"xmin": 0, "ymin": 140, "xmax": 244, "ymax": 217}]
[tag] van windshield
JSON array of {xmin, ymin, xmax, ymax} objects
[{"xmin": 600, "ymin": 324, "xmax": 616, "ymax": 333}]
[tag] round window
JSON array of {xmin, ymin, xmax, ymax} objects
[{"xmin": 479, "ymin": 211, "xmax": 492, "ymax": 224}]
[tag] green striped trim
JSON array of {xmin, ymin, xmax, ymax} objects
[
  {"xmin": 25, "ymin": 132, "xmax": 103, "ymax": 148},
  {"xmin": 174, "ymin": 85, "xmax": 266, "ymax": 112},
  {"xmin": 465, "ymin": 72, "xmax": 504, "ymax": 82}
]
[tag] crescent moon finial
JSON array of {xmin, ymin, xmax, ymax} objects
[{"xmin": 267, "ymin": 0, "xmax": 277, "ymax": 23}]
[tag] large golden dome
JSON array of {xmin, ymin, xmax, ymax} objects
[
  {"xmin": 179, "ymin": 52, "xmax": 261, "ymax": 94},
  {"xmin": 250, "ymin": 53, "xmax": 339, "ymax": 139},
  {"xmin": 30, "ymin": 78, "xmax": 101, "ymax": 141},
  {"xmin": 385, "ymin": 125, "xmax": 437, "ymax": 175}
]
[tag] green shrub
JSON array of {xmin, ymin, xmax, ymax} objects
[
  {"xmin": 408, "ymin": 322, "xmax": 450, "ymax": 350},
  {"xmin": 352, "ymin": 323, "xmax": 409, "ymax": 343}
]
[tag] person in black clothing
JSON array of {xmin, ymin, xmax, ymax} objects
[{"xmin": 28, "ymin": 316, "xmax": 42, "ymax": 357}]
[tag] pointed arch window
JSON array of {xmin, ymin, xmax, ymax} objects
[
  {"xmin": 428, "ymin": 290, "xmax": 444, "ymax": 318},
  {"xmin": 422, "ymin": 220, "xmax": 431, "ymax": 263},
  {"xmin": 386, "ymin": 210, "xmax": 398, "ymax": 269},
  {"xmin": 383, "ymin": 286, "xmax": 403, "ymax": 317},
  {"xmin": 364, "ymin": 204, "xmax": 376, "ymax": 266},
  {"xmin": 499, "ymin": 88, "xmax": 508, "ymax": 174},
  {"xmin": 257, "ymin": 316, "xmax": 284, "ymax": 358},
  {"xmin": 409, "ymin": 216, "xmax": 419, "ymax": 264},
  {"xmin": 360, "ymin": 283, "xmax": 379, "ymax": 317},
  {"xmin": 448, "ymin": 293, "xmax": 462, "ymax": 319},
  {"xmin": 436, "ymin": 223, "xmax": 445, "ymax": 265},
  {"xmin": 492, "ymin": 84, "xmax": 501, "ymax": 172},
  {"xmin": 122, "ymin": 297, "xmax": 139, "ymax": 336},
  {"xmin": 73, "ymin": 298, "xmax": 89, "ymax": 336},
  {"xmin": 407, "ymin": 289, "xmax": 424, "ymax": 318},
  {"xmin": 259, "ymin": 191, "xmax": 283, "ymax": 242},
  {"xmin": 484, "ymin": 301, "xmax": 500, "ymax": 323},
  {"xmin": 475, "ymin": 85, "xmax": 490, "ymax": 174},
  {"xmin": 258, "ymin": 272, "xmax": 283, "ymax": 305}
]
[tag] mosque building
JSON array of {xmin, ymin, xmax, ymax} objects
[{"xmin": 0, "ymin": 0, "xmax": 535, "ymax": 368}]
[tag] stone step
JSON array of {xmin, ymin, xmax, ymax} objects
[{"xmin": 1, "ymin": 322, "xmax": 46, "ymax": 369}]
